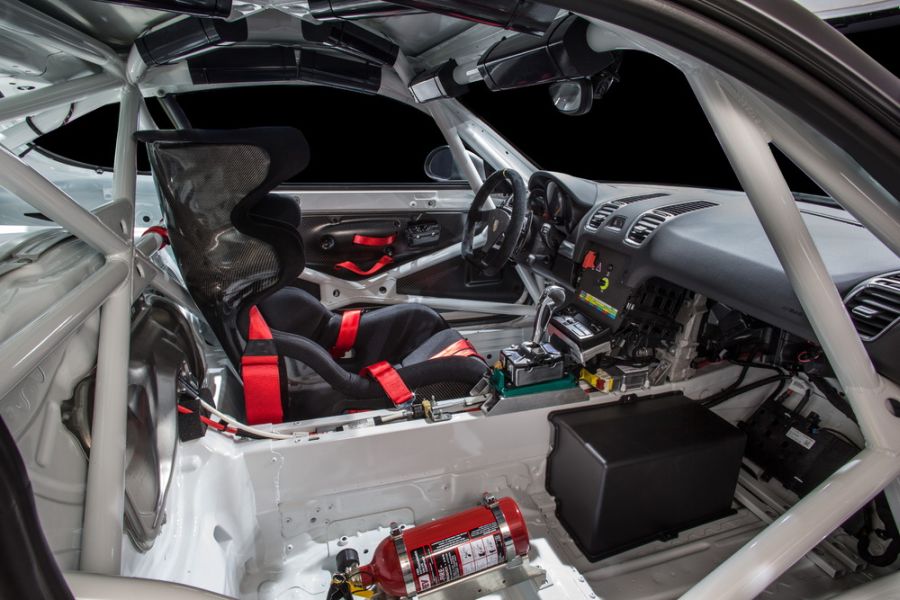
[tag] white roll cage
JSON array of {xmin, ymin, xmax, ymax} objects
[{"xmin": 0, "ymin": 2, "xmax": 897, "ymax": 598}]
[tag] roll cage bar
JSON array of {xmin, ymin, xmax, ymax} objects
[{"xmin": 0, "ymin": 1, "xmax": 897, "ymax": 598}]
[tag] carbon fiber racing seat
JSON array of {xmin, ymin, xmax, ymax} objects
[{"xmin": 136, "ymin": 127, "xmax": 488, "ymax": 421}]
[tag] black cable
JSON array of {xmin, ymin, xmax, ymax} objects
[
  {"xmin": 25, "ymin": 116, "xmax": 44, "ymax": 136},
  {"xmin": 729, "ymin": 358, "xmax": 789, "ymax": 376},
  {"xmin": 702, "ymin": 373, "xmax": 792, "ymax": 408},
  {"xmin": 794, "ymin": 388, "xmax": 813, "ymax": 415},
  {"xmin": 857, "ymin": 495, "xmax": 900, "ymax": 567},
  {"xmin": 714, "ymin": 364, "xmax": 750, "ymax": 397},
  {"xmin": 766, "ymin": 379, "xmax": 790, "ymax": 405},
  {"xmin": 17, "ymin": 143, "xmax": 35, "ymax": 158}
]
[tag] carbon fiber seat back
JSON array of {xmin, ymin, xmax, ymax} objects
[{"xmin": 136, "ymin": 128, "xmax": 310, "ymax": 361}]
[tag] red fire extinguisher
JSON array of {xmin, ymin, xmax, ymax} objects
[{"xmin": 360, "ymin": 494, "xmax": 530, "ymax": 597}]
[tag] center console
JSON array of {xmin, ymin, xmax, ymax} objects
[{"xmin": 490, "ymin": 240, "xmax": 666, "ymax": 409}]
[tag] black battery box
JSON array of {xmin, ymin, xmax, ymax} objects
[{"xmin": 547, "ymin": 393, "xmax": 746, "ymax": 560}]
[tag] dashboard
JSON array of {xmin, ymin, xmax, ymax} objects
[{"xmin": 524, "ymin": 171, "xmax": 900, "ymax": 382}]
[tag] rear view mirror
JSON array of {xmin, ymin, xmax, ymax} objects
[
  {"xmin": 549, "ymin": 79, "xmax": 593, "ymax": 116},
  {"xmin": 424, "ymin": 146, "xmax": 488, "ymax": 182}
]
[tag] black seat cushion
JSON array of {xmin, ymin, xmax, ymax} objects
[{"xmin": 256, "ymin": 287, "xmax": 487, "ymax": 419}]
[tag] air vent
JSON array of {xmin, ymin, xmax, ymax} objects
[
  {"xmin": 586, "ymin": 193, "xmax": 671, "ymax": 230},
  {"xmin": 845, "ymin": 273, "xmax": 900, "ymax": 341},
  {"xmin": 626, "ymin": 212, "xmax": 667, "ymax": 245},
  {"xmin": 658, "ymin": 200, "xmax": 718, "ymax": 216},
  {"xmin": 587, "ymin": 203, "xmax": 619, "ymax": 229},
  {"xmin": 618, "ymin": 192, "xmax": 670, "ymax": 204},
  {"xmin": 625, "ymin": 200, "xmax": 717, "ymax": 246}
]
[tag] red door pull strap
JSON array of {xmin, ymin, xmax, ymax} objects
[
  {"xmin": 353, "ymin": 233, "xmax": 397, "ymax": 247},
  {"xmin": 335, "ymin": 255, "xmax": 394, "ymax": 276}
]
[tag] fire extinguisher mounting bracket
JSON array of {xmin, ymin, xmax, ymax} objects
[
  {"xmin": 481, "ymin": 493, "xmax": 519, "ymax": 566},
  {"xmin": 390, "ymin": 522, "xmax": 419, "ymax": 599},
  {"xmin": 415, "ymin": 561, "xmax": 548, "ymax": 600}
]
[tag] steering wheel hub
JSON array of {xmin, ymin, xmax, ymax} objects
[{"xmin": 461, "ymin": 169, "xmax": 529, "ymax": 276}]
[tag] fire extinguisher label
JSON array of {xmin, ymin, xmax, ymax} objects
[{"xmin": 409, "ymin": 522, "xmax": 506, "ymax": 592}]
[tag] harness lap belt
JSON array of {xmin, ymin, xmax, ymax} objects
[
  {"xmin": 241, "ymin": 306, "xmax": 284, "ymax": 424},
  {"xmin": 430, "ymin": 338, "xmax": 481, "ymax": 360},
  {"xmin": 361, "ymin": 339, "xmax": 482, "ymax": 406},
  {"xmin": 335, "ymin": 254, "xmax": 393, "ymax": 276},
  {"xmin": 332, "ymin": 309, "xmax": 362, "ymax": 358},
  {"xmin": 361, "ymin": 361, "xmax": 413, "ymax": 406}
]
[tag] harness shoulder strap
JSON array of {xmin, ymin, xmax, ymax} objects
[
  {"xmin": 331, "ymin": 309, "xmax": 362, "ymax": 358},
  {"xmin": 241, "ymin": 306, "xmax": 284, "ymax": 425}
]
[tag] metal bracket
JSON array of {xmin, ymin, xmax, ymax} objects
[
  {"xmin": 418, "ymin": 559, "xmax": 547, "ymax": 600},
  {"xmin": 481, "ymin": 493, "xmax": 518, "ymax": 566},
  {"xmin": 391, "ymin": 522, "xmax": 418, "ymax": 599},
  {"xmin": 482, "ymin": 386, "xmax": 587, "ymax": 416},
  {"xmin": 299, "ymin": 233, "xmax": 533, "ymax": 316}
]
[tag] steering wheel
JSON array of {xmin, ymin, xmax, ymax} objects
[{"xmin": 462, "ymin": 169, "xmax": 529, "ymax": 277}]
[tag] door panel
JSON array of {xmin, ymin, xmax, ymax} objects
[{"xmin": 277, "ymin": 186, "xmax": 524, "ymax": 304}]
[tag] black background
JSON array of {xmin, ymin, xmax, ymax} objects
[{"xmin": 37, "ymin": 23, "xmax": 898, "ymax": 190}]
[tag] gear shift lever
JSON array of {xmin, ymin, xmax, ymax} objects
[
  {"xmin": 531, "ymin": 285, "xmax": 566, "ymax": 345},
  {"xmin": 498, "ymin": 285, "xmax": 567, "ymax": 388}
]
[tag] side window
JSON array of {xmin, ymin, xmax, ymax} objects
[
  {"xmin": 177, "ymin": 86, "xmax": 449, "ymax": 184},
  {"xmin": 28, "ymin": 102, "xmax": 167, "ymax": 226},
  {"xmin": 34, "ymin": 88, "xmax": 456, "ymax": 185}
]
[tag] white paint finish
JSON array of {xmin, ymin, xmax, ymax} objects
[
  {"xmin": 280, "ymin": 189, "xmax": 475, "ymax": 214},
  {"xmin": 0, "ymin": 73, "xmax": 121, "ymax": 126},
  {"xmin": 80, "ymin": 86, "xmax": 140, "ymax": 576},
  {"xmin": 731, "ymin": 80, "xmax": 900, "ymax": 258},
  {"xmin": 688, "ymin": 69, "xmax": 898, "ymax": 447},
  {"xmin": 796, "ymin": 0, "xmax": 900, "ymax": 19},
  {"xmin": 0, "ymin": 0, "xmax": 122, "ymax": 76},
  {"xmin": 684, "ymin": 448, "xmax": 900, "ymax": 600},
  {"xmin": 67, "ymin": 571, "xmax": 232, "ymax": 600},
  {"xmin": 0, "ymin": 146, "xmax": 128, "ymax": 257},
  {"xmin": 0, "ymin": 259, "xmax": 124, "ymax": 401},
  {"xmin": 0, "ymin": 89, "xmax": 118, "ymax": 151},
  {"xmin": 299, "ymin": 234, "xmax": 533, "ymax": 316},
  {"xmin": 121, "ymin": 435, "xmax": 258, "ymax": 598},
  {"xmin": 679, "ymin": 68, "xmax": 900, "ymax": 599},
  {"xmin": 825, "ymin": 569, "xmax": 900, "ymax": 600}
]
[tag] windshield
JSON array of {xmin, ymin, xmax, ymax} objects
[{"xmin": 461, "ymin": 51, "xmax": 836, "ymax": 198}]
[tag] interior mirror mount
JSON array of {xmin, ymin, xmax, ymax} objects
[{"xmin": 549, "ymin": 79, "xmax": 594, "ymax": 116}]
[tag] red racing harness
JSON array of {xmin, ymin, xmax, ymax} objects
[
  {"xmin": 331, "ymin": 309, "xmax": 362, "ymax": 358},
  {"xmin": 242, "ymin": 306, "xmax": 483, "ymax": 418},
  {"xmin": 361, "ymin": 338, "xmax": 483, "ymax": 406},
  {"xmin": 241, "ymin": 307, "xmax": 284, "ymax": 425}
]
